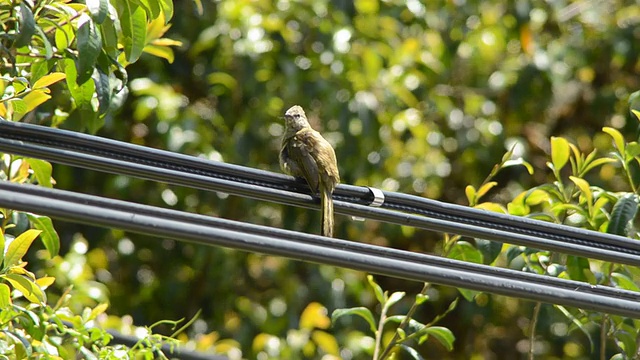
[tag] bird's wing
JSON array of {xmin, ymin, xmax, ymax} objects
[{"xmin": 287, "ymin": 130, "xmax": 320, "ymax": 192}]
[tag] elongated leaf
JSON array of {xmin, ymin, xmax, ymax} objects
[
  {"xmin": 611, "ymin": 272, "xmax": 640, "ymax": 292},
  {"xmin": 33, "ymin": 72, "xmax": 67, "ymax": 89},
  {"xmin": 3, "ymin": 273, "xmax": 45, "ymax": 303},
  {"xmin": 602, "ymin": 127, "xmax": 625, "ymax": 153},
  {"xmin": 367, "ymin": 275, "xmax": 386, "ymax": 304},
  {"xmin": 92, "ymin": 68, "xmax": 110, "ymax": 115},
  {"xmin": 4, "ymin": 229, "xmax": 41, "ymax": 267},
  {"xmin": 15, "ymin": 3, "xmax": 36, "ymax": 47},
  {"xmin": 419, "ymin": 326, "xmax": 455, "ymax": 350},
  {"xmin": 382, "ymin": 291, "xmax": 405, "ymax": 313},
  {"xmin": 120, "ymin": 2, "xmax": 148, "ymax": 63},
  {"xmin": 143, "ymin": 44, "xmax": 174, "ymax": 63},
  {"xmin": 32, "ymin": 26, "xmax": 54, "ymax": 60},
  {"xmin": 331, "ymin": 307, "xmax": 377, "ymax": 334},
  {"xmin": 569, "ymin": 176, "xmax": 592, "ymax": 205},
  {"xmin": 607, "ymin": 194, "xmax": 638, "ymax": 236},
  {"xmin": 21, "ymin": 90, "xmax": 51, "ymax": 113},
  {"xmin": 77, "ymin": 20, "xmax": 103, "ymax": 84},
  {"xmin": 87, "ymin": 0, "xmax": 108, "ymax": 23},
  {"xmin": 26, "ymin": 214, "xmax": 59, "ymax": 257},
  {"xmin": 0, "ymin": 283, "xmax": 11, "ymax": 308},
  {"xmin": 158, "ymin": 0, "xmax": 173, "ymax": 22},
  {"xmin": 63, "ymin": 58, "xmax": 95, "ymax": 107},
  {"xmin": 0, "ymin": 229, "xmax": 5, "ymax": 266},
  {"xmin": 25, "ymin": 158, "xmax": 52, "ymax": 188},
  {"xmin": 550, "ymin": 137, "xmax": 570, "ymax": 171},
  {"xmin": 399, "ymin": 344, "xmax": 424, "ymax": 360},
  {"xmin": 475, "ymin": 239, "xmax": 502, "ymax": 265}
]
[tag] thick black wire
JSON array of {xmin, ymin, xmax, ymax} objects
[
  {"xmin": 1, "ymin": 131, "xmax": 640, "ymax": 266},
  {"xmin": 0, "ymin": 182, "xmax": 639, "ymax": 318}
]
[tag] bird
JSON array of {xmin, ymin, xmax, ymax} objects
[{"xmin": 279, "ymin": 105, "xmax": 340, "ymax": 237}]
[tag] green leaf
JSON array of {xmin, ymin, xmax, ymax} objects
[
  {"xmin": 2, "ymin": 330, "xmax": 32, "ymax": 358},
  {"xmin": 55, "ymin": 23, "xmax": 74, "ymax": 51},
  {"xmin": 607, "ymin": 194, "xmax": 638, "ymax": 236},
  {"xmin": 565, "ymin": 256, "xmax": 595, "ymax": 283},
  {"xmin": 92, "ymin": 68, "xmax": 111, "ymax": 115},
  {"xmin": 33, "ymin": 72, "xmax": 67, "ymax": 89},
  {"xmin": 331, "ymin": 307, "xmax": 377, "ymax": 334},
  {"xmin": 21, "ymin": 90, "xmax": 52, "ymax": 113},
  {"xmin": 120, "ymin": 2, "xmax": 148, "ymax": 63},
  {"xmin": 569, "ymin": 176, "xmax": 592, "ymax": 205},
  {"xmin": 419, "ymin": 326, "xmax": 455, "ymax": 351},
  {"xmin": 4, "ymin": 229, "xmax": 41, "ymax": 268},
  {"xmin": 465, "ymin": 185, "xmax": 476, "ymax": 205},
  {"xmin": 87, "ymin": 0, "xmax": 109, "ymax": 23},
  {"xmin": 63, "ymin": 58, "xmax": 95, "ymax": 107},
  {"xmin": 15, "ymin": 3, "xmax": 36, "ymax": 48},
  {"xmin": 550, "ymin": 137, "xmax": 570, "ymax": 171},
  {"xmin": 77, "ymin": 19, "xmax": 103, "ymax": 84},
  {"xmin": 415, "ymin": 293, "xmax": 429, "ymax": 305},
  {"xmin": 398, "ymin": 344, "xmax": 423, "ymax": 360},
  {"xmin": 447, "ymin": 241, "xmax": 483, "ymax": 264},
  {"xmin": 25, "ymin": 158, "xmax": 53, "ymax": 188},
  {"xmin": 610, "ymin": 272, "xmax": 640, "ymax": 292},
  {"xmin": 2, "ymin": 273, "xmax": 45, "ymax": 303},
  {"xmin": 0, "ymin": 230, "xmax": 5, "ymax": 266},
  {"xmin": 502, "ymin": 158, "xmax": 534, "ymax": 175},
  {"xmin": 26, "ymin": 214, "xmax": 59, "ymax": 258},
  {"xmin": 367, "ymin": 275, "xmax": 386, "ymax": 304},
  {"xmin": 34, "ymin": 27, "xmax": 54, "ymax": 60},
  {"xmin": 0, "ymin": 283, "xmax": 11, "ymax": 308},
  {"xmin": 158, "ymin": 0, "xmax": 174, "ymax": 22},
  {"xmin": 99, "ymin": 16, "xmax": 119, "ymax": 58},
  {"xmin": 383, "ymin": 291, "xmax": 405, "ymax": 313},
  {"xmin": 475, "ymin": 239, "xmax": 503, "ymax": 265},
  {"xmin": 602, "ymin": 127, "xmax": 625, "ymax": 153},
  {"xmin": 143, "ymin": 44, "xmax": 175, "ymax": 63}
]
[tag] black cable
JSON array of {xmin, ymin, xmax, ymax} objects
[
  {"xmin": 0, "ymin": 182, "xmax": 639, "ymax": 318},
  {"xmin": 1, "ymin": 121, "xmax": 640, "ymax": 265}
]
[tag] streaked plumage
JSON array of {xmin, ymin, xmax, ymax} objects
[{"xmin": 280, "ymin": 105, "xmax": 340, "ymax": 237}]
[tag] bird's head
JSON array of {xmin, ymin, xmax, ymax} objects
[{"xmin": 283, "ymin": 105, "xmax": 310, "ymax": 131}]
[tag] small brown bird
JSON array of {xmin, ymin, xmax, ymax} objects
[{"xmin": 279, "ymin": 105, "xmax": 340, "ymax": 237}]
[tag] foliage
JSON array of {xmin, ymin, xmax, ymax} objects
[{"xmin": 2, "ymin": 0, "xmax": 640, "ymax": 359}]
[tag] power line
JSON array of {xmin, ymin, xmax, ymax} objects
[
  {"xmin": 0, "ymin": 120, "xmax": 639, "ymax": 265},
  {"xmin": 0, "ymin": 181, "xmax": 639, "ymax": 318}
]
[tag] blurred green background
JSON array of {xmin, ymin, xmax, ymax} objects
[{"xmin": 40, "ymin": 0, "xmax": 640, "ymax": 358}]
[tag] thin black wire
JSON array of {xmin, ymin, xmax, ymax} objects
[
  {"xmin": 1, "ymin": 121, "xmax": 640, "ymax": 265},
  {"xmin": 0, "ymin": 182, "xmax": 639, "ymax": 318}
]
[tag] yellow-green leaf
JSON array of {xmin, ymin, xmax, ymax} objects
[
  {"xmin": 476, "ymin": 182, "xmax": 498, "ymax": 200},
  {"xmin": 465, "ymin": 185, "xmax": 476, "ymax": 205},
  {"xmin": 25, "ymin": 158, "xmax": 53, "ymax": 188},
  {"xmin": 4, "ymin": 229, "xmax": 41, "ymax": 267},
  {"xmin": 32, "ymin": 72, "xmax": 66, "ymax": 89},
  {"xmin": 631, "ymin": 109, "xmax": 640, "ymax": 122},
  {"xmin": 143, "ymin": 44, "xmax": 175, "ymax": 63},
  {"xmin": 26, "ymin": 214, "xmax": 59, "ymax": 257},
  {"xmin": 3, "ymin": 273, "xmax": 45, "ymax": 303},
  {"xmin": 311, "ymin": 330, "xmax": 340, "ymax": 356},
  {"xmin": 300, "ymin": 302, "xmax": 330, "ymax": 330},
  {"xmin": 22, "ymin": 90, "xmax": 51, "ymax": 113},
  {"xmin": 550, "ymin": 137, "xmax": 570, "ymax": 171},
  {"xmin": 0, "ymin": 283, "xmax": 11, "ymax": 308},
  {"xmin": 602, "ymin": 127, "xmax": 625, "ymax": 153},
  {"xmin": 570, "ymin": 176, "xmax": 592, "ymax": 204}
]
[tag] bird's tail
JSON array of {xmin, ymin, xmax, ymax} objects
[{"xmin": 320, "ymin": 185, "xmax": 334, "ymax": 237}]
